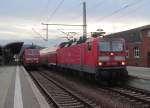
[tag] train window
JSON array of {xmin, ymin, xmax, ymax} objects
[
  {"xmin": 33, "ymin": 50, "xmax": 39, "ymax": 54},
  {"xmin": 99, "ymin": 41, "xmax": 110, "ymax": 51},
  {"xmin": 126, "ymin": 49, "xmax": 129, "ymax": 58},
  {"xmin": 87, "ymin": 42, "xmax": 92, "ymax": 51},
  {"xmin": 112, "ymin": 41, "xmax": 123, "ymax": 52}
]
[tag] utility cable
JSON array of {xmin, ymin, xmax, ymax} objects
[
  {"xmin": 98, "ymin": 0, "xmax": 143, "ymax": 22},
  {"xmin": 47, "ymin": 0, "xmax": 65, "ymax": 22}
]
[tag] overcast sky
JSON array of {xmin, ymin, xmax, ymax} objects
[{"xmin": 0, "ymin": 0, "xmax": 150, "ymax": 46}]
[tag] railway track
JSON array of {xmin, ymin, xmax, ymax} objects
[
  {"xmin": 29, "ymin": 70, "xmax": 99, "ymax": 108},
  {"xmin": 29, "ymin": 68, "xmax": 150, "ymax": 108},
  {"xmin": 103, "ymin": 86, "xmax": 150, "ymax": 107}
]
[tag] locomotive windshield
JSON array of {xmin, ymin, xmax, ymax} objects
[
  {"xmin": 27, "ymin": 49, "xmax": 39, "ymax": 55},
  {"xmin": 112, "ymin": 41, "xmax": 123, "ymax": 51},
  {"xmin": 99, "ymin": 41, "xmax": 110, "ymax": 51},
  {"xmin": 99, "ymin": 40, "xmax": 123, "ymax": 52}
]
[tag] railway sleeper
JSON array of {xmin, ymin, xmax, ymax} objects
[
  {"xmin": 144, "ymin": 97, "xmax": 150, "ymax": 99},
  {"xmin": 60, "ymin": 104, "xmax": 85, "ymax": 108},
  {"xmin": 125, "ymin": 93, "xmax": 146, "ymax": 97},
  {"xmin": 54, "ymin": 98, "xmax": 75, "ymax": 102},
  {"xmin": 53, "ymin": 95, "xmax": 73, "ymax": 98},
  {"xmin": 117, "ymin": 92, "xmax": 150, "ymax": 102},
  {"xmin": 52, "ymin": 94, "xmax": 71, "ymax": 97},
  {"xmin": 59, "ymin": 102, "xmax": 82, "ymax": 106},
  {"xmin": 121, "ymin": 92, "xmax": 149, "ymax": 99},
  {"xmin": 58, "ymin": 100, "xmax": 79, "ymax": 104}
]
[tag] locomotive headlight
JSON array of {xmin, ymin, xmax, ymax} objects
[
  {"xmin": 110, "ymin": 52, "xmax": 114, "ymax": 56},
  {"xmin": 114, "ymin": 56, "xmax": 125, "ymax": 61},
  {"xmin": 98, "ymin": 62, "xmax": 103, "ymax": 66},
  {"xmin": 99, "ymin": 56, "xmax": 110, "ymax": 61},
  {"xmin": 121, "ymin": 61, "xmax": 126, "ymax": 65}
]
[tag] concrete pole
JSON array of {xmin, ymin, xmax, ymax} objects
[{"xmin": 83, "ymin": 2, "xmax": 87, "ymax": 39}]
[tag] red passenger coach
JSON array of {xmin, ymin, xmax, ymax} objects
[
  {"xmin": 40, "ymin": 46, "xmax": 57, "ymax": 66},
  {"xmin": 57, "ymin": 37, "xmax": 128, "ymax": 81},
  {"xmin": 23, "ymin": 48, "xmax": 40, "ymax": 66}
]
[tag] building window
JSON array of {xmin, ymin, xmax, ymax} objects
[
  {"xmin": 134, "ymin": 47, "xmax": 140, "ymax": 58},
  {"xmin": 147, "ymin": 30, "xmax": 150, "ymax": 37}
]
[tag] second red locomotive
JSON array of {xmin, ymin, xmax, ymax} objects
[{"xmin": 22, "ymin": 48, "xmax": 40, "ymax": 67}]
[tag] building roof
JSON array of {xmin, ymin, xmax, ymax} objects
[{"xmin": 106, "ymin": 24, "xmax": 150, "ymax": 43}]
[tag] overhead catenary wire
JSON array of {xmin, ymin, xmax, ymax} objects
[
  {"xmin": 46, "ymin": 0, "xmax": 82, "ymax": 41},
  {"xmin": 70, "ymin": 0, "xmax": 136, "ymax": 26},
  {"xmin": 67, "ymin": 1, "xmax": 87, "ymax": 23},
  {"xmin": 103, "ymin": 0, "xmax": 150, "ymax": 32},
  {"xmin": 89, "ymin": 0, "xmax": 148, "ymax": 34},
  {"xmin": 47, "ymin": 0, "xmax": 65, "ymax": 22},
  {"xmin": 42, "ymin": 0, "xmax": 52, "ymax": 22},
  {"xmin": 39, "ymin": 0, "xmax": 149, "ymax": 41},
  {"xmin": 31, "ymin": 0, "xmax": 51, "ymax": 33},
  {"xmin": 71, "ymin": 0, "xmax": 122, "ymax": 22},
  {"xmin": 112, "ymin": 0, "xmax": 150, "ymax": 22},
  {"xmin": 32, "ymin": 28, "xmax": 48, "ymax": 41},
  {"xmin": 87, "ymin": 0, "xmax": 106, "ymax": 11},
  {"xmin": 98, "ymin": 0, "xmax": 143, "ymax": 22},
  {"xmin": 41, "ymin": 0, "xmax": 65, "ymax": 41}
]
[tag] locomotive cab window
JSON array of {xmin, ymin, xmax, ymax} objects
[
  {"xmin": 99, "ymin": 40, "xmax": 123, "ymax": 52},
  {"xmin": 87, "ymin": 42, "xmax": 92, "ymax": 51},
  {"xmin": 112, "ymin": 41, "xmax": 123, "ymax": 52},
  {"xmin": 99, "ymin": 41, "xmax": 110, "ymax": 51}
]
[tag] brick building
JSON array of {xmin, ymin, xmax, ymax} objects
[{"xmin": 107, "ymin": 25, "xmax": 150, "ymax": 67}]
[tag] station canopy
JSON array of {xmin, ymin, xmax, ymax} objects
[
  {"xmin": 0, "ymin": 46, "xmax": 2, "ymax": 55},
  {"xmin": 0, "ymin": 42, "xmax": 23, "ymax": 65},
  {"xmin": 4, "ymin": 42, "xmax": 24, "ymax": 54}
]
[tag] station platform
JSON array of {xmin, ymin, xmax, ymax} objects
[
  {"xmin": 0, "ymin": 66, "xmax": 50, "ymax": 108},
  {"xmin": 127, "ymin": 66, "xmax": 150, "ymax": 79}
]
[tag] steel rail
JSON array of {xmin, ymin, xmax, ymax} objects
[{"xmin": 30, "ymin": 70, "xmax": 97, "ymax": 108}]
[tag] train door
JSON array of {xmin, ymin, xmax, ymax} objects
[
  {"xmin": 147, "ymin": 52, "xmax": 150, "ymax": 67},
  {"xmin": 84, "ymin": 41, "xmax": 94, "ymax": 66}
]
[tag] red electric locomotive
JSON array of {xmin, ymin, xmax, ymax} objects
[
  {"xmin": 40, "ymin": 36, "xmax": 128, "ymax": 83},
  {"xmin": 57, "ymin": 37, "xmax": 128, "ymax": 82},
  {"xmin": 23, "ymin": 48, "xmax": 40, "ymax": 67}
]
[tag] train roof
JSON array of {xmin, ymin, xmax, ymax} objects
[
  {"xmin": 58, "ymin": 36, "xmax": 125, "ymax": 49},
  {"xmin": 58, "ymin": 36, "xmax": 87, "ymax": 48},
  {"xmin": 19, "ymin": 44, "xmax": 42, "ymax": 57}
]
